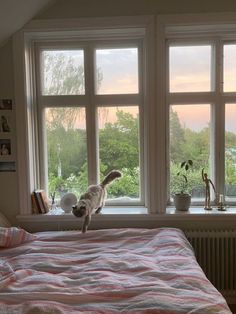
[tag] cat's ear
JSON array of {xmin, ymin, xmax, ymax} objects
[{"xmin": 72, "ymin": 205, "xmax": 77, "ymax": 209}]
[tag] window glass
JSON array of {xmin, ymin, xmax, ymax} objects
[
  {"xmin": 224, "ymin": 45, "xmax": 236, "ymax": 92},
  {"xmin": 42, "ymin": 50, "xmax": 85, "ymax": 95},
  {"xmin": 45, "ymin": 107, "xmax": 88, "ymax": 199},
  {"xmin": 97, "ymin": 106, "xmax": 140, "ymax": 202},
  {"xmin": 169, "ymin": 104, "xmax": 211, "ymax": 201},
  {"xmin": 225, "ymin": 103, "xmax": 236, "ymax": 200},
  {"xmin": 169, "ymin": 45, "xmax": 211, "ymax": 92},
  {"xmin": 95, "ymin": 48, "xmax": 138, "ymax": 94}
]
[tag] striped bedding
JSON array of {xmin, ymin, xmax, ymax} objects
[{"xmin": 0, "ymin": 228, "xmax": 231, "ymax": 313}]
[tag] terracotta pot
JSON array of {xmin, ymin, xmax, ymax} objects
[{"xmin": 174, "ymin": 193, "xmax": 191, "ymax": 211}]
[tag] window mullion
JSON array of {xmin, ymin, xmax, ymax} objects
[
  {"xmin": 93, "ymin": 94, "xmax": 140, "ymax": 105},
  {"xmin": 213, "ymin": 40, "xmax": 225, "ymax": 199},
  {"xmin": 85, "ymin": 45, "xmax": 99, "ymax": 185},
  {"xmin": 35, "ymin": 46, "xmax": 47, "ymax": 193},
  {"xmin": 169, "ymin": 92, "xmax": 216, "ymax": 104},
  {"xmin": 39, "ymin": 95, "xmax": 88, "ymax": 107}
]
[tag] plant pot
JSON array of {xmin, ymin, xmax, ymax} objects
[{"xmin": 174, "ymin": 193, "xmax": 191, "ymax": 211}]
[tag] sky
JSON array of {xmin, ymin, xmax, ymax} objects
[
  {"xmin": 95, "ymin": 48, "xmax": 138, "ymax": 94},
  {"xmin": 43, "ymin": 46, "xmax": 236, "ymax": 133},
  {"xmin": 170, "ymin": 45, "xmax": 236, "ymax": 133}
]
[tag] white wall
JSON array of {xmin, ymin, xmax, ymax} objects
[
  {"xmin": 1, "ymin": 0, "xmax": 236, "ymax": 224},
  {"xmin": 0, "ymin": 40, "xmax": 18, "ymax": 224},
  {"xmin": 36, "ymin": 0, "xmax": 236, "ymax": 19}
]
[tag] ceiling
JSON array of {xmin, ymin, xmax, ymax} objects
[{"xmin": 0, "ymin": 0, "xmax": 56, "ymax": 47}]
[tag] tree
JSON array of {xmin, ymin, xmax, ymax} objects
[
  {"xmin": 182, "ymin": 127, "xmax": 210, "ymax": 169},
  {"xmin": 97, "ymin": 110, "xmax": 140, "ymax": 198},
  {"xmin": 225, "ymin": 130, "xmax": 236, "ymax": 195},
  {"xmin": 99, "ymin": 110, "xmax": 139, "ymax": 173},
  {"xmin": 169, "ymin": 109, "xmax": 211, "ymax": 197},
  {"xmin": 46, "ymin": 108, "xmax": 87, "ymax": 178},
  {"xmin": 43, "ymin": 51, "xmax": 85, "ymax": 95},
  {"xmin": 44, "ymin": 51, "xmax": 104, "ymax": 191}
]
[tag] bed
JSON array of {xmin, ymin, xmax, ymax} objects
[{"xmin": 0, "ymin": 227, "xmax": 231, "ymax": 313}]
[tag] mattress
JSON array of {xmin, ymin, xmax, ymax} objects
[{"xmin": 0, "ymin": 227, "xmax": 231, "ymax": 313}]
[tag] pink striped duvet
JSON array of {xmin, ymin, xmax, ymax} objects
[{"xmin": 0, "ymin": 228, "xmax": 231, "ymax": 313}]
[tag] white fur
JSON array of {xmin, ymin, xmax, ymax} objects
[{"xmin": 72, "ymin": 170, "xmax": 122, "ymax": 233}]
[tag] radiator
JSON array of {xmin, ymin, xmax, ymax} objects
[{"xmin": 185, "ymin": 230, "xmax": 236, "ymax": 295}]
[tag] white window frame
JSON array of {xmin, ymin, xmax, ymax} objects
[
  {"xmin": 13, "ymin": 16, "xmax": 158, "ymax": 216},
  {"xmin": 35, "ymin": 40, "xmax": 144, "ymax": 206},
  {"xmin": 14, "ymin": 13, "xmax": 236, "ymax": 221},
  {"xmin": 157, "ymin": 13, "xmax": 236, "ymax": 207}
]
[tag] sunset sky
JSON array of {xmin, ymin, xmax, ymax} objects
[
  {"xmin": 43, "ymin": 46, "xmax": 236, "ymax": 134},
  {"xmin": 170, "ymin": 45, "xmax": 236, "ymax": 133}
]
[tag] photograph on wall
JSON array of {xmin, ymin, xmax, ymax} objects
[
  {"xmin": 0, "ymin": 139, "xmax": 11, "ymax": 156},
  {"xmin": 0, "ymin": 161, "xmax": 16, "ymax": 172},
  {"xmin": 0, "ymin": 114, "xmax": 11, "ymax": 132},
  {"xmin": 0, "ymin": 99, "xmax": 12, "ymax": 110}
]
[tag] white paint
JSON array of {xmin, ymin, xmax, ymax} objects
[{"xmin": 0, "ymin": 0, "xmax": 55, "ymax": 47}]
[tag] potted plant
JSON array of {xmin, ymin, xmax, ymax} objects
[{"xmin": 173, "ymin": 159, "xmax": 193, "ymax": 211}]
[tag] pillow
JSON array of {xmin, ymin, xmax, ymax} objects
[
  {"xmin": 0, "ymin": 227, "xmax": 37, "ymax": 248},
  {"xmin": 0, "ymin": 212, "xmax": 11, "ymax": 227}
]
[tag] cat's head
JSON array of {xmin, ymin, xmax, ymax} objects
[{"xmin": 72, "ymin": 200, "xmax": 88, "ymax": 218}]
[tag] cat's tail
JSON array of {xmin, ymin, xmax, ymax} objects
[{"xmin": 100, "ymin": 170, "xmax": 122, "ymax": 187}]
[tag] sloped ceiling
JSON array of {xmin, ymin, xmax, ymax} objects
[{"xmin": 0, "ymin": 0, "xmax": 56, "ymax": 47}]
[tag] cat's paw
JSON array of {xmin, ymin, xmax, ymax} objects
[
  {"xmin": 82, "ymin": 226, "xmax": 87, "ymax": 233},
  {"xmin": 95, "ymin": 207, "xmax": 102, "ymax": 214}
]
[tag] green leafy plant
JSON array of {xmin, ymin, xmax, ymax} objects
[{"xmin": 176, "ymin": 159, "xmax": 193, "ymax": 194}]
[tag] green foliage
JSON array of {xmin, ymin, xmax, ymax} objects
[
  {"xmin": 48, "ymin": 167, "xmax": 88, "ymax": 199},
  {"xmin": 99, "ymin": 110, "xmax": 139, "ymax": 172},
  {"xmin": 44, "ymin": 51, "xmax": 85, "ymax": 95},
  {"xmin": 225, "ymin": 155, "xmax": 236, "ymax": 185},
  {"xmin": 44, "ymin": 52, "xmax": 236, "ymax": 201},
  {"xmin": 175, "ymin": 160, "xmax": 193, "ymax": 194},
  {"xmin": 105, "ymin": 167, "xmax": 140, "ymax": 198},
  {"xmin": 169, "ymin": 108, "xmax": 185, "ymax": 163},
  {"xmin": 47, "ymin": 127, "xmax": 87, "ymax": 179},
  {"xmin": 170, "ymin": 162, "xmax": 204, "ymax": 195},
  {"xmin": 182, "ymin": 127, "xmax": 210, "ymax": 169},
  {"xmin": 47, "ymin": 109, "xmax": 140, "ymax": 200}
]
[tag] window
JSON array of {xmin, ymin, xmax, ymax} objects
[
  {"xmin": 35, "ymin": 40, "xmax": 144, "ymax": 208},
  {"xmin": 168, "ymin": 43, "xmax": 213, "ymax": 204},
  {"xmin": 224, "ymin": 44, "xmax": 236, "ymax": 204},
  {"xmin": 169, "ymin": 104, "xmax": 211, "ymax": 201},
  {"xmin": 224, "ymin": 45, "xmax": 236, "ymax": 92},
  {"xmin": 95, "ymin": 48, "xmax": 139, "ymax": 94},
  {"xmin": 167, "ymin": 33, "xmax": 236, "ymax": 207},
  {"xmin": 45, "ymin": 107, "xmax": 88, "ymax": 199},
  {"xmin": 169, "ymin": 45, "xmax": 212, "ymax": 92},
  {"xmin": 225, "ymin": 103, "xmax": 236, "ymax": 201},
  {"xmin": 15, "ymin": 16, "xmax": 236, "ymax": 218},
  {"xmin": 97, "ymin": 106, "xmax": 140, "ymax": 203},
  {"xmin": 42, "ymin": 50, "xmax": 85, "ymax": 95}
]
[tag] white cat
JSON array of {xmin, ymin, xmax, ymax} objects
[{"xmin": 72, "ymin": 170, "xmax": 122, "ymax": 233}]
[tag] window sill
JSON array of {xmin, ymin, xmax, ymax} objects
[
  {"xmin": 17, "ymin": 206, "xmax": 236, "ymax": 220},
  {"xmin": 166, "ymin": 206, "xmax": 236, "ymax": 215},
  {"xmin": 45, "ymin": 206, "xmax": 148, "ymax": 215},
  {"xmin": 16, "ymin": 206, "xmax": 236, "ymax": 233}
]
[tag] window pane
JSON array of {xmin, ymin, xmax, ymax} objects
[
  {"xmin": 224, "ymin": 45, "xmax": 236, "ymax": 92},
  {"xmin": 169, "ymin": 104, "xmax": 211, "ymax": 201},
  {"xmin": 42, "ymin": 50, "xmax": 85, "ymax": 95},
  {"xmin": 225, "ymin": 104, "xmax": 236, "ymax": 200},
  {"xmin": 95, "ymin": 48, "xmax": 138, "ymax": 94},
  {"xmin": 98, "ymin": 106, "xmax": 140, "ymax": 202},
  {"xmin": 169, "ymin": 45, "xmax": 211, "ymax": 92},
  {"xmin": 45, "ymin": 107, "xmax": 88, "ymax": 199}
]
